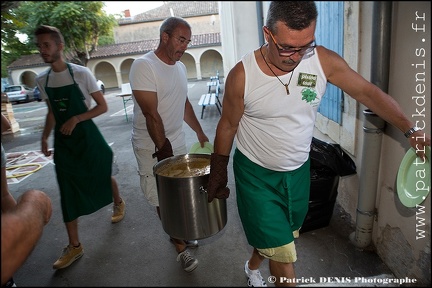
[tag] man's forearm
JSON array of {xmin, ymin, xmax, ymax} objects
[{"xmin": 1, "ymin": 190, "xmax": 52, "ymax": 286}]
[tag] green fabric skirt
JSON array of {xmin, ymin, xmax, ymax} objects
[{"xmin": 234, "ymin": 148, "xmax": 310, "ymax": 249}]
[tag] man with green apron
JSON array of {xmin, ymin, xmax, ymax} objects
[{"xmin": 34, "ymin": 25, "xmax": 126, "ymax": 270}]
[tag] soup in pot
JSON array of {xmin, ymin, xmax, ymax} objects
[{"xmin": 156, "ymin": 157, "xmax": 210, "ymax": 178}]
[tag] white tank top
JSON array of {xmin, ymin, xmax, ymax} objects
[{"xmin": 236, "ymin": 48, "xmax": 327, "ymax": 171}]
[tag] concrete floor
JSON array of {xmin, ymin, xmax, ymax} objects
[{"xmin": 3, "ymin": 79, "xmax": 397, "ymax": 287}]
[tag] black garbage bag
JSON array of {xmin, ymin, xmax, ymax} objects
[
  {"xmin": 310, "ymin": 161, "xmax": 339, "ymax": 203},
  {"xmin": 302, "ymin": 137, "xmax": 357, "ymax": 233},
  {"xmin": 310, "ymin": 137, "xmax": 357, "ymax": 176}
]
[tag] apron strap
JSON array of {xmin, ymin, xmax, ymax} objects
[
  {"xmin": 45, "ymin": 68, "xmax": 51, "ymax": 88},
  {"xmin": 66, "ymin": 63, "xmax": 78, "ymax": 85}
]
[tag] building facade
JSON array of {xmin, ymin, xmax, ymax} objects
[
  {"xmin": 5, "ymin": 2, "xmax": 432, "ymax": 284},
  {"xmin": 7, "ymin": 1, "xmax": 224, "ymax": 89}
]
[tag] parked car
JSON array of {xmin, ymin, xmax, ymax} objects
[
  {"xmin": 97, "ymin": 80, "xmax": 105, "ymax": 94},
  {"xmin": 33, "ymin": 86, "xmax": 42, "ymax": 102},
  {"xmin": 4, "ymin": 85, "xmax": 34, "ymax": 103}
]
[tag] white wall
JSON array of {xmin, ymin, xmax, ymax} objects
[
  {"xmin": 374, "ymin": 1, "xmax": 431, "ymax": 281},
  {"xmin": 219, "ymin": 2, "xmax": 261, "ymax": 74}
]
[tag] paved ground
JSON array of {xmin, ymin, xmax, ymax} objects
[{"xmin": 3, "ymin": 79, "xmax": 399, "ymax": 287}]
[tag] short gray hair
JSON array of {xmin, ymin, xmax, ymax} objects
[
  {"xmin": 266, "ymin": 1, "xmax": 318, "ymax": 33},
  {"xmin": 159, "ymin": 16, "xmax": 191, "ymax": 36}
]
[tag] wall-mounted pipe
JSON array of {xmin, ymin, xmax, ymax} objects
[
  {"xmin": 350, "ymin": 2, "xmax": 392, "ymax": 248},
  {"xmin": 350, "ymin": 110, "xmax": 386, "ymax": 248},
  {"xmin": 256, "ymin": 1, "xmax": 264, "ymax": 45}
]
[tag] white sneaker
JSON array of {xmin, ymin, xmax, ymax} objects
[
  {"xmin": 244, "ymin": 260, "xmax": 267, "ymax": 287},
  {"xmin": 177, "ymin": 249, "xmax": 198, "ymax": 272}
]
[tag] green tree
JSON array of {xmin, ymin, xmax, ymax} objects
[
  {"xmin": 1, "ymin": 1, "xmax": 117, "ymax": 77},
  {"xmin": 17, "ymin": 1, "xmax": 117, "ymax": 66},
  {"xmin": 1, "ymin": 1, "xmax": 33, "ymax": 78}
]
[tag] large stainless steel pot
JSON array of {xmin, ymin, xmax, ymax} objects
[{"xmin": 153, "ymin": 154, "xmax": 227, "ymax": 240}]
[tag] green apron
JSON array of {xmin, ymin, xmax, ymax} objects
[
  {"xmin": 45, "ymin": 64, "xmax": 113, "ymax": 222},
  {"xmin": 234, "ymin": 148, "xmax": 310, "ymax": 249}
]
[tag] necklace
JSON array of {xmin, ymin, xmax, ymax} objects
[{"xmin": 259, "ymin": 44, "xmax": 294, "ymax": 95}]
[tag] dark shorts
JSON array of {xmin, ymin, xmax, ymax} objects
[{"xmin": 234, "ymin": 148, "xmax": 310, "ymax": 249}]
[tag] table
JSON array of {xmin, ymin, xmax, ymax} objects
[{"xmin": 117, "ymin": 83, "xmax": 133, "ymax": 122}]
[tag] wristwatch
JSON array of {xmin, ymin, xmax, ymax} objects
[{"xmin": 404, "ymin": 126, "xmax": 421, "ymax": 138}]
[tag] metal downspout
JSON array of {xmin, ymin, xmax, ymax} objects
[
  {"xmin": 256, "ymin": 1, "xmax": 264, "ymax": 45},
  {"xmin": 350, "ymin": 2, "xmax": 392, "ymax": 248}
]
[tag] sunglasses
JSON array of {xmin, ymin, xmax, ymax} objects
[{"xmin": 265, "ymin": 27, "xmax": 316, "ymax": 57}]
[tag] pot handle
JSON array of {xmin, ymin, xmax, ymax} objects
[{"xmin": 199, "ymin": 186, "xmax": 208, "ymax": 194}]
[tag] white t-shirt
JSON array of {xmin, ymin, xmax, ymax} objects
[
  {"xmin": 129, "ymin": 51, "xmax": 188, "ymax": 150},
  {"xmin": 237, "ymin": 48, "xmax": 327, "ymax": 171},
  {"xmin": 35, "ymin": 63, "xmax": 100, "ymax": 109}
]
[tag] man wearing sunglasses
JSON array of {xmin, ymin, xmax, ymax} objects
[{"xmin": 207, "ymin": 1, "xmax": 430, "ymax": 287}]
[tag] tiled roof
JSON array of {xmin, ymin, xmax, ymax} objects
[
  {"xmin": 92, "ymin": 39, "xmax": 159, "ymax": 59},
  {"xmin": 7, "ymin": 54, "xmax": 48, "ymax": 70},
  {"xmin": 7, "ymin": 1, "xmax": 220, "ymax": 70},
  {"xmin": 119, "ymin": 1, "xmax": 219, "ymax": 24},
  {"xmin": 8, "ymin": 32, "xmax": 221, "ymax": 69},
  {"xmin": 91, "ymin": 32, "xmax": 220, "ymax": 58}
]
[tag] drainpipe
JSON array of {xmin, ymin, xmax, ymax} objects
[
  {"xmin": 350, "ymin": 2, "xmax": 392, "ymax": 248},
  {"xmin": 256, "ymin": 1, "xmax": 264, "ymax": 45}
]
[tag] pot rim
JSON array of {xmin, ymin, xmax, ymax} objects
[{"xmin": 153, "ymin": 153, "xmax": 211, "ymax": 178}]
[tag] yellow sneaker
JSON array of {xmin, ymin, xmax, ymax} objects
[
  {"xmin": 112, "ymin": 199, "xmax": 125, "ymax": 223},
  {"xmin": 53, "ymin": 244, "xmax": 84, "ymax": 269}
]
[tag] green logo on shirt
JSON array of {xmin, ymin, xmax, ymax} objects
[{"xmin": 301, "ymin": 88, "xmax": 318, "ymax": 103}]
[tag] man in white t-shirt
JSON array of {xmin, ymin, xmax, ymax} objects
[{"xmin": 129, "ymin": 16, "xmax": 209, "ymax": 273}]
